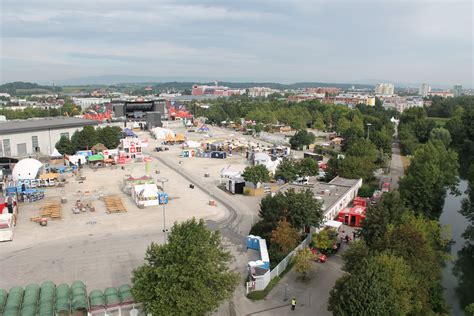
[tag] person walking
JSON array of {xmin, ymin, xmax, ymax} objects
[
  {"xmin": 7, "ymin": 195, "xmax": 14, "ymax": 214},
  {"xmin": 291, "ymin": 297, "xmax": 296, "ymax": 311}
]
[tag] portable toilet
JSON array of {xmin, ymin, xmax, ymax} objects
[{"xmin": 246, "ymin": 235, "xmax": 255, "ymax": 249}]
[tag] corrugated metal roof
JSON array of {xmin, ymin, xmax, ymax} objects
[{"xmin": 0, "ymin": 117, "xmax": 98, "ymax": 135}]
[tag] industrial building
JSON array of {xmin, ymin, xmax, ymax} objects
[
  {"xmin": 0, "ymin": 117, "xmax": 98, "ymax": 157},
  {"xmin": 112, "ymin": 100, "xmax": 167, "ymax": 121},
  {"xmin": 278, "ymin": 176, "xmax": 363, "ymax": 222}
]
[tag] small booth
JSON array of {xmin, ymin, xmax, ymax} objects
[
  {"xmin": 210, "ymin": 151, "xmax": 226, "ymax": 159},
  {"xmin": 121, "ymin": 139, "xmax": 144, "ymax": 160},
  {"xmin": 131, "ymin": 183, "xmax": 159, "ymax": 208},
  {"xmin": 175, "ymin": 133, "xmax": 186, "ymax": 144},
  {"xmin": 0, "ymin": 213, "xmax": 15, "ymax": 241},
  {"xmin": 123, "ymin": 176, "xmax": 154, "ymax": 195},
  {"xmin": 88, "ymin": 154, "xmax": 105, "ymax": 167},
  {"xmin": 324, "ymin": 219, "xmax": 343, "ymax": 232},
  {"xmin": 181, "ymin": 148, "xmax": 199, "ymax": 158},
  {"xmin": 337, "ymin": 198, "xmax": 367, "ymax": 227}
]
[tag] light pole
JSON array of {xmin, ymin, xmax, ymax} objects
[
  {"xmin": 158, "ymin": 177, "xmax": 169, "ymax": 244},
  {"xmin": 366, "ymin": 123, "xmax": 372, "ymax": 140}
]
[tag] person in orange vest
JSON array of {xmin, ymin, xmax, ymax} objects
[{"xmin": 291, "ymin": 297, "xmax": 296, "ymax": 311}]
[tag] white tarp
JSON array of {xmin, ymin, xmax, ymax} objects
[
  {"xmin": 185, "ymin": 140, "xmax": 201, "ymax": 148},
  {"xmin": 12, "ymin": 158, "xmax": 43, "ymax": 181},
  {"xmin": 324, "ymin": 220, "xmax": 343, "ymax": 230},
  {"xmin": 67, "ymin": 155, "xmax": 87, "ymax": 166}
]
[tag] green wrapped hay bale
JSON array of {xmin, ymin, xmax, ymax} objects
[
  {"xmin": 0, "ymin": 289, "xmax": 8, "ymax": 312},
  {"xmin": 55, "ymin": 298, "xmax": 70, "ymax": 313},
  {"xmin": 118, "ymin": 284, "xmax": 131, "ymax": 293},
  {"xmin": 38, "ymin": 302, "xmax": 54, "ymax": 316},
  {"xmin": 72, "ymin": 287, "xmax": 86, "ymax": 297},
  {"xmin": 71, "ymin": 281, "xmax": 85, "ymax": 290},
  {"xmin": 24, "ymin": 284, "xmax": 39, "ymax": 293},
  {"xmin": 5, "ymin": 291, "xmax": 23, "ymax": 308},
  {"xmin": 72, "ymin": 296, "xmax": 88, "ymax": 311},
  {"xmin": 55, "ymin": 284, "xmax": 70, "ymax": 299},
  {"xmin": 89, "ymin": 290, "xmax": 104, "ymax": 308},
  {"xmin": 3, "ymin": 309, "xmax": 20, "ymax": 316},
  {"xmin": 8, "ymin": 287, "xmax": 23, "ymax": 295},
  {"xmin": 40, "ymin": 281, "xmax": 55, "ymax": 289},
  {"xmin": 119, "ymin": 290, "xmax": 133, "ymax": 303},
  {"xmin": 20, "ymin": 305, "xmax": 37, "ymax": 316}
]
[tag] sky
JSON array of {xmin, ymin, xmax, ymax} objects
[{"xmin": 0, "ymin": 0, "xmax": 473, "ymax": 87}]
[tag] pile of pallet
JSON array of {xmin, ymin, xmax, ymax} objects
[
  {"xmin": 41, "ymin": 203, "xmax": 62, "ymax": 219},
  {"xmin": 103, "ymin": 196, "xmax": 127, "ymax": 214}
]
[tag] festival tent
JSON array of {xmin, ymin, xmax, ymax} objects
[
  {"xmin": 87, "ymin": 154, "xmax": 104, "ymax": 162},
  {"xmin": 66, "ymin": 155, "xmax": 87, "ymax": 166},
  {"xmin": 198, "ymin": 125, "xmax": 210, "ymax": 133},
  {"xmin": 185, "ymin": 140, "xmax": 201, "ymax": 148},
  {"xmin": 49, "ymin": 148, "xmax": 63, "ymax": 159},
  {"xmin": 132, "ymin": 183, "xmax": 159, "ymax": 207},
  {"xmin": 123, "ymin": 128, "xmax": 137, "ymax": 138},
  {"xmin": 151, "ymin": 127, "xmax": 175, "ymax": 140},
  {"xmin": 175, "ymin": 133, "xmax": 186, "ymax": 143},
  {"xmin": 12, "ymin": 158, "xmax": 43, "ymax": 181}
]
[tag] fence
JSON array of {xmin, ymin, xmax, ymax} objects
[{"xmin": 246, "ymin": 233, "xmax": 312, "ymax": 294}]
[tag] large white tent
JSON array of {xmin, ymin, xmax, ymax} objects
[
  {"xmin": 151, "ymin": 127, "xmax": 175, "ymax": 140},
  {"xmin": 12, "ymin": 158, "xmax": 43, "ymax": 181}
]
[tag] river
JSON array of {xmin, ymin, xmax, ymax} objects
[{"xmin": 439, "ymin": 180, "xmax": 468, "ymax": 316}]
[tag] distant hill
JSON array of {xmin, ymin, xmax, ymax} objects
[
  {"xmin": 55, "ymin": 75, "xmax": 373, "ymax": 90},
  {"xmin": 0, "ymin": 82, "xmax": 62, "ymax": 96}
]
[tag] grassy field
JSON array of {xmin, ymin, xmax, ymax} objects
[{"xmin": 427, "ymin": 116, "xmax": 449, "ymax": 127}]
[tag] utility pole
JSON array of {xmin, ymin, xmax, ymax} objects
[
  {"xmin": 158, "ymin": 177, "xmax": 169, "ymax": 243},
  {"xmin": 366, "ymin": 123, "xmax": 372, "ymax": 140}
]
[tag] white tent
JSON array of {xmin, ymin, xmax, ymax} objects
[
  {"xmin": 185, "ymin": 140, "xmax": 201, "ymax": 148},
  {"xmin": 12, "ymin": 158, "xmax": 43, "ymax": 181},
  {"xmin": 254, "ymin": 152, "xmax": 270, "ymax": 165},
  {"xmin": 151, "ymin": 127, "xmax": 175, "ymax": 140},
  {"xmin": 66, "ymin": 155, "xmax": 87, "ymax": 166},
  {"xmin": 132, "ymin": 183, "xmax": 159, "ymax": 207},
  {"xmin": 49, "ymin": 148, "xmax": 63, "ymax": 158}
]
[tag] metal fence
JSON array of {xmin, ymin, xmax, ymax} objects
[{"xmin": 246, "ymin": 233, "xmax": 312, "ymax": 293}]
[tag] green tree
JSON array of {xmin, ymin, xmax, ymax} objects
[
  {"xmin": 360, "ymin": 191, "xmax": 408, "ymax": 248},
  {"xmin": 55, "ymin": 135, "xmax": 75, "ymax": 155},
  {"xmin": 294, "ymin": 248, "xmax": 315, "ymax": 279},
  {"xmin": 71, "ymin": 125, "xmax": 98, "ymax": 151},
  {"xmin": 131, "ymin": 218, "xmax": 239, "ymax": 316},
  {"xmin": 399, "ymin": 140, "xmax": 459, "ymax": 219},
  {"xmin": 258, "ymin": 189, "xmax": 324, "ymax": 231},
  {"xmin": 328, "ymin": 254, "xmax": 416, "ymax": 315},
  {"xmin": 270, "ymin": 220, "xmax": 300, "ymax": 254},
  {"xmin": 429, "ymin": 127, "xmax": 451, "ymax": 147},
  {"xmin": 97, "ymin": 126, "xmax": 122, "ymax": 149},
  {"xmin": 312, "ymin": 229, "xmax": 337, "ymax": 251},
  {"xmin": 289, "ymin": 129, "xmax": 315, "ymax": 150},
  {"xmin": 274, "ymin": 158, "xmax": 298, "ymax": 183},
  {"xmin": 242, "ymin": 165, "xmax": 271, "ymax": 187},
  {"xmin": 297, "ymin": 157, "xmax": 319, "ymax": 177}
]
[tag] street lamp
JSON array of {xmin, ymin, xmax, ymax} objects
[
  {"xmin": 158, "ymin": 177, "xmax": 169, "ymax": 244},
  {"xmin": 366, "ymin": 123, "xmax": 372, "ymax": 140}
]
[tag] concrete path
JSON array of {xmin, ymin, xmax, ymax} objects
[{"xmin": 389, "ymin": 139, "xmax": 404, "ymax": 189}]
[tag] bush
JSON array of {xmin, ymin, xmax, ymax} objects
[
  {"xmin": 243, "ymin": 188, "xmax": 251, "ymax": 196},
  {"xmin": 358, "ymin": 184, "xmax": 377, "ymax": 198}
]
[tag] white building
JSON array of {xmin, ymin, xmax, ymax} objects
[
  {"xmin": 72, "ymin": 97, "xmax": 111, "ymax": 109},
  {"xmin": 419, "ymin": 83, "xmax": 431, "ymax": 97},
  {"xmin": 0, "ymin": 117, "xmax": 98, "ymax": 157},
  {"xmin": 248, "ymin": 87, "xmax": 281, "ymax": 98},
  {"xmin": 0, "ymin": 93, "xmax": 11, "ymax": 98},
  {"xmin": 375, "ymin": 83, "xmax": 395, "ymax": 96},
  {"xmin": 383, "ymin": 96, "xmax": 423, "ymax": 112},
  {"xmin": 278, "ymin": 176, "xmax": 362, "ymax": 222}
]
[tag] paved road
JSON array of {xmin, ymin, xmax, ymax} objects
[{"xmin": 389, "ymin": 139, "xmax": 404, "ymax": 189}]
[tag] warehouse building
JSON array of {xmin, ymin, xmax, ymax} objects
[
  {"xmin": 0, "ymin": 117, "xmax": 98, "ymax": 157},
  {"xmin": 278, "ymin": 176, "xmax": 363, "ymax": 222}
]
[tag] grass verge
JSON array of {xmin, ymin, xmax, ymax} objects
[{"xmin": 246, "ymin": 260, "xmax": 295, "ymax": 300}]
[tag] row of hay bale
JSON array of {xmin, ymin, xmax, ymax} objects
[
  {"xmin": 89, "ymin": 285, "xmax": 133, "ymax": 310},
  {"xmin": 0, "ymin": 281, "xmax": 133, "ymax": 315}
]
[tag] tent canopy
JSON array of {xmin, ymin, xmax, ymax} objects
[
  {"xmin": 12, "ymin": 158, "xmax": 43, "ymax": 181},
  {"xmin": 49, "ymin": 148, "xmax": 63, "ymax": 158},
  {"xmin": 88, "ymin": 154, "xmax": 104, "ymax": 162},
  {"xmin": 39, "ymin": 173, "xmax": 59, "ymax": 180},
  {"xmin": 123, "ymin": 128, "xmax": 137, "ymax": 138}
]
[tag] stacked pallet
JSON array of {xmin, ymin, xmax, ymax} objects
[
  {"xmin": 103, "ymin": 196, "xmax": 127, "ymax": 214},
  {"xmin": 41, "ymin": 203, "xmax": 62, "ymax": 219}
]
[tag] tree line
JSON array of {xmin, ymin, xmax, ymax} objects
[{"xmin": 55, "ymin": 126, "xmax": 122, "ymax": 155}]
